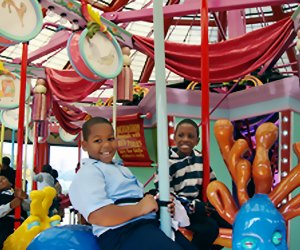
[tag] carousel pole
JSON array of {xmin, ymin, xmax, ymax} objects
[
  {"xmin": 153, "ymin": 0, "xmax": 171, "ymax": 237},
  {"xmin": 201, "ymin": 0, "xmax": 210, "ymax": 202},
  {"xmin": 77, "ymin": 137, "xmax": 81, "ymax": 170},
  {"xmin": 23, "ymin": 104, "xmax": 30, "ymax": 190},
  {"xmin": 112, "ymin": 78, "xmax": 117, "ymax": 136},
  {"xmin": 0, "ymin": 123, "xmax": 5, "ymax": 161},
  {"xmin": 32, "ymin": 122, "xmax": 38, "ymax": 190},
  {"xmin": 11, "ymin": 130, "xmax": 15, "ymax": 168},
  {"xmin": 14, "ymin": 42, "xmax": 29, "ymax": 228}
]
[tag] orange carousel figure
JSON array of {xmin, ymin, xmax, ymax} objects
[{"xmin": 207, "ymin": 119, "xmax": 300, "ymax": 249}]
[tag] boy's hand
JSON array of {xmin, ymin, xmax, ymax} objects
[
  {"xmin": 189, "ymin": 200, "xmax": 216, "ymax": 216},
  {"xmin": 153, "ymin": 193, "xmax": 175, "ymax": 217},
  {"xmin": 204, "ymin": 202, "xmax": 217, "ymax": 215},
  {"xmin": 167, "ymin": 195, "xmax": 175, "ymax": 217},
  {"xmin": 138, "ymin": 194, "xmax": 158, "ymax": 215},
  {"xmin": 10, "ymin": 197, "xmax": 21, "ymax": 209},
  {"xmin": 14, "ymin": 188, "xmax": 28, "ymax": 199},
  {"xmin": 15, "ymin": 188, "xmax": 27, "ymax": 199}
]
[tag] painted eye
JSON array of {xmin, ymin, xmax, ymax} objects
[
  {"xmin": 272, "ymin": 231, "xmax": 283, "ymax": 245},
  {"xmin": 241, "ymin": 237, "xmax": 257, "ymax": 249}
]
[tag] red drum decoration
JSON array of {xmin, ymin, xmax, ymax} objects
[{"xmin": 67, "ymin": 28, "xmax": 123, "ymax": 82}]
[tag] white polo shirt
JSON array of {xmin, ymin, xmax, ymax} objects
[
  {"xmin": 33, "ymin": 172, "xmax": 55, "ymax": 190},
  {"xmin": 69, "ymin": 158, "xmax": 156, "ymax": 237}
]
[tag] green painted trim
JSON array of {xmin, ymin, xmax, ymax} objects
[
  {"xmin": 292, "ymin": 6, "xmax": 300, "ymax": 20},
  {"xmin": 4, "ymin": 62, "xmax": 44, "ymax": 79},
  {"xmin": 54, "ymin": 0, "xmax": 83, "ymax": 17},
  {"xmin": 101, "ymin": 17, "xmax": 133, "ymax": 38},
  {"xmin": 229, "ymin": 98, "xmax": 300, "ymax": 120}
]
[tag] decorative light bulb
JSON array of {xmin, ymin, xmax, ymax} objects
[
  {"xmin": 59, "ymin": 13, "xmax": 68, "ymax": 24},
  {"xmin": 282, "ymin": 144, "xmax": 288, "ymax": 150},
  {"xmin": 46, "ymin": 6, "xmax": 55, "ymax": 17},
  {"xmin": 72, "ymin": 19, "xmax": 79, "ymax": 31},
  {"xmin": 283, "ymin": 116, "xmax": 289, "ymax": 123}
]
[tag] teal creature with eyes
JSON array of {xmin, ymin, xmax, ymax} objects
[{"xmin": 232, "ymin": 194, "xmax": 286, "ymax": 250}]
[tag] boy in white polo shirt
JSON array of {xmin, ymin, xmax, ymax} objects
[{"xmin": 69, "ymin": 117, "xmax": 196, "ymax": 250}]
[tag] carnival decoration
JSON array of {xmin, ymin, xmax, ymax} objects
[
  {"xmin": 59, "ymin": 127, "xmax": 78, "ymax": 142},
  {"xmin": 207, "ymin": 119, "xmax": 300, "ymax": 249},
  {"xmin": 0, "ymin": 104, "xmax": 31, "ymax": 130},
  {"xmin": 3, "ymin": 187, "xmax": 61, "ymax": 250},
  {"xmin": 67, "ymin": 22, "xmax": 123, "ymax": 82},
  {"xmin": 28, "ymin": 122, "xmax": 49, "ymax": 143},
  {"xmin": 117, "ymin": 47, "xmax": 133, "ymax": 102},
  {"xmin": 32, "ymin": 78, "xmax": 47, "ymax": 122},
  {"xmin": 27, "ymin": 225, "xmax": 99, "ymax": 250},
  {"xmin": 31, "ymin": 78, "xmax": 51, "ymax": 143},
  {"xmin": 0, "ymin": 0, "xmax": 43, "ymax": 45},
  {"xmin": 116, "ymin": 113, "xmax": 153, "ymax": 167},
  {"xmin": 0, "ymin": 73, "xmax": 30, "ymax": 109},
  {"xmin": 0, "ymin": 61, "xmax": 16, "ymax": 78},
  {"xmin": 232, "ymin": 194, "xmax": 287, "ymax": 249}
]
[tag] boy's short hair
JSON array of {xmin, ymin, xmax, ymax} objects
[
  {"xmin": 175, "ymin": 118, "xmax": 199, "ymax": 137},
  {"xmin": 42, "ymin": 164, "xmax": 52, "ymax": 174},
  {"xmin": 51, "ymin": 169, "xmax": 58, "ymax": 179},
  {"xmin": 2, "ymin": 156, "xmax": 11, "ymax": 166},
  {"xmin": 82, "ymin": 117, "xmax": 112, "ymax": 141}
]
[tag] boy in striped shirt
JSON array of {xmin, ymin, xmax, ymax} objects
[{"xmin": 161, "ymin": 119, "xmax": 230, "ymax": 250}]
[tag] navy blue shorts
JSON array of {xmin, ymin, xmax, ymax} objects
[{"xmin": 97, "ymin": 219, "xmax": 195, "ymax": 250}]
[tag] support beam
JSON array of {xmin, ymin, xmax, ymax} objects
[
  {"xmin": 103, "ymin": 0, "xmax": 299, "ymax": 23},
  {"xmin": 13, "ymin": 30, "xmax": 71, "ymax": 64},
  {"xmin": 171, "ymin": 12, "xmax": 292, "ymax": 26}
]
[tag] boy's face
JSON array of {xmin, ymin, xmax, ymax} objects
[
  {"xmin": 0, "ymin": 176, "xmax": 11, "ymax": 191},
  {"xmin": 82, "ymin": 123, "xmax": 117, "ymax": 164},
  {"xmin": 174, "ymin": 123, "xmax": 199, "ymax": 156}
]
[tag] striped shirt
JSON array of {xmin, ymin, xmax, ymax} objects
[{"xmin": 168, "ymin": 147, "xmax": 216, "ymax": 201}]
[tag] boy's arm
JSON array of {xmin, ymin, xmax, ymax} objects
[
  {"xmin": 14, "ymin": 188, "xmax": 30, "ymax": 211},
  {"xmin": 0, "ymin": 203, "xmax": 12, "ymax": 217},
  {"xmin": 0, "ymin": 197, "xmax": 22, "ymax": 218},
  {"xmin": 33, "ymin": 173, "xmax": 43, "ymax": 182},
  {"xmin": 88, "ymin": 194, "xmax": 158, "ymax": 227}
]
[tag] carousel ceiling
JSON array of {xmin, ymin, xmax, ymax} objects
[
  {"xmin": 0, "ymin": 1, "xmax": 298, "ymax": 87},
  {"xmin": 0, "ymin": 0, "xmax": 299, "ymax": 122}
]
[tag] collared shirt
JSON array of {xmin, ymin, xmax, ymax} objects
[
  {"xmin": 154, "ymin": 148, "xmax": 216, "ymax": 201},
  {"xmin": 33, "ymin": 172, "xmax": 55, "ymax": 190},
  {"xmin": 168, "ymin": 147, "xmax": 216, "ymax": 200},
  {"xmin": 69, "ymin": 158, "xmax": 156, "ymax": 237},
  {"xmin": 0, "ymin": 203, "xmax": 11, "ymax": 218},
  {"xmin": 0, "ymin": 188, "xmax": 29, "ymax": 221}
]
